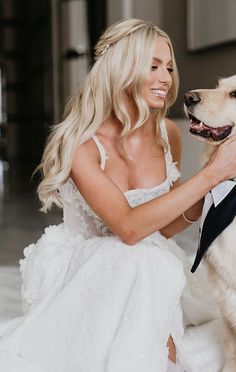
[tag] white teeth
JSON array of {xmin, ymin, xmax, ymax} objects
[
  {"xmin": 151, "ymin": 89, "xmax": 167, "ymax": 97},
  {"xmin": 190, "ymin": 119, "xmax": 203, "ymax": 126}
]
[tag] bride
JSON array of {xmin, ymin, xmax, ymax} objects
[{"xmin": 0, "ymin": 18, "xmax": 236, "ymax": 372}]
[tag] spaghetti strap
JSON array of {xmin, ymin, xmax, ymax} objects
[
  {"xmin": 160, "ymin": 119, "xmax": 181, "ymax": 184},
  {"xmin": 159, "ymin": 119, "xmax": 169, "ymax": 143},
  {"xmin": 160, "ymin": 119, "xmax": 171, "ymax": 164},
  {"xmin": 92, "ymin": 135, "xmax": 108, "ymax": 170}
]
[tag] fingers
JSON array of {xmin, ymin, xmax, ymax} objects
[
  {"xmin": 209, "ymin": 135, "xmax": 236, "ymax": 181},
  {"xmin": 222, "ymin": 136, "xmax": 236, "ymax": 146},
  {"xmin": 217, "ymin": 136, "xmax": 236, "ymax": 154}
]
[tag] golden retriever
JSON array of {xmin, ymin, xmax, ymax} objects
[{"xmin": 184, "ymin": 75, "xmax": 236, "ymax": 372}]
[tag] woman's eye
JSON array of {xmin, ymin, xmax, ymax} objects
[
  {"xmin": 151, "ymin": 65, "xmax": 174, "ymax": 73},
  {"xmin": 151, "ymin": 65, "xmax": 158, "ymax": 71}
]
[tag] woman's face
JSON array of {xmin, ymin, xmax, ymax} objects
[{"xmin": 141, "ymin": 37, "xmax": 173, "ymax": 110}]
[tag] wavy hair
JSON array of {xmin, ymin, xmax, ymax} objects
[{"xmin": 37, "ymin": 18, "xmax": 179, "ymax": 211}]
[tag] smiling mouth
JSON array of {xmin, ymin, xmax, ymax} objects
[
  {"xmin": 188, "ymin": 114, "xmax": 232, "ymax": 141},
  {"xmin": 151, "ymin": 89, "xmax": 167, "ymax": 98}
]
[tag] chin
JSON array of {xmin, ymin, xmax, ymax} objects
[{"xmin": 148, "ymin": 101, "xmax": 165, "ymax": 110}]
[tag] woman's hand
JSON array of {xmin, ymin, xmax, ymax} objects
[{"xmin": 206, "ymin": 136, "xmax": 236, "ymax": 182}]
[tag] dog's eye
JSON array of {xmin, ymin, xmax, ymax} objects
[{"xmin": 230, "ymin": 91, "xmax": 236, "ymax": 98}]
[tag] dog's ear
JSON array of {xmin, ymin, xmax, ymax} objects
[{"xmin": 215, "ymin": 76, "xmax": 222, "ymax": 88}]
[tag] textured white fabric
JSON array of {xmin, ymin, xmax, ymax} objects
[
  {"xmin": 0, "ymin": 121, "xmax": 224, "ymax": 371},
  {"xmin": 167, "ymin": 360, "xmax": 184, "ymax": 372}
]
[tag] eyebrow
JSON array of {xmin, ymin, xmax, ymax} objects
[{"xmin": 153, "ymin": 57, "xmax": 172, "ymax": 66}]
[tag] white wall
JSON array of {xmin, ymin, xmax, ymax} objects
[{"xmin": 175, "ymin": 119, "xmax": 204, "ymax": 181}]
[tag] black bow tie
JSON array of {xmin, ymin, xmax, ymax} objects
[{"xmin": 191, "ymin": 184, "xmax": 236, "ymax": 273}]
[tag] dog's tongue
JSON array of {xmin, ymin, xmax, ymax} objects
[
  {"xmin": 190, "ymin": 120, "xmax": 211, "ymax": 136},
  {"xmin": 190, "ymin": 118, "xmax": 231, "ymax": 141},
  {"xmin": 211, "ymin": 127, "xmax": 227, "ymax": 141}
]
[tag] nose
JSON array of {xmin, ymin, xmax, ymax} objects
[
  {"xmin": 184, "ymin": 92, "xmax": 201, "ymax": 107},
  {"xmin": 159, "ymin": 67, "xmax": 172, "ymax": 84}
]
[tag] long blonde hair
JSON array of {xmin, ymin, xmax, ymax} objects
[{"xmin": 37, "ymin": 18, "xmax": 179, "ymax": 211}]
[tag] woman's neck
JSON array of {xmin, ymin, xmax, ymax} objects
[{"xmin": 98, "ymin": 107, "xmax": 158, "ymax": 141}]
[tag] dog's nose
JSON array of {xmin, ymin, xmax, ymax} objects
[{"xmin": 184, "ymin": 92, "xmax": 201, "ymax": 107}]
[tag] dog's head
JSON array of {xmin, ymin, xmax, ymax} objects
[{"xmin": 184, "ymin": 75, "xmax": 236, "ymax": 145}]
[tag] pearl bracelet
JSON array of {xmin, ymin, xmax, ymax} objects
[{"xmin": 182, "ymin": 212, "xmax": 196, "ymax": 224}]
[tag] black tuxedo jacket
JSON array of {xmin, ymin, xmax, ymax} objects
[{"xmin": 191, "ymin": 185, "xmax": 236, "ymax": 273}]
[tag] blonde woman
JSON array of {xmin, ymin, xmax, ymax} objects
[{"xmin": 0, "ymin": 18, "xmax": 236, "ymax": 372}]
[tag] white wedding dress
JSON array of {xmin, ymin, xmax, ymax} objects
[{"xmin": 0, "ymin": 121, "xmax": 224, "ymax": 371}]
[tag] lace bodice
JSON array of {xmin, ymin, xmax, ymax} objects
[{"xmin": 59, "ymin": 120, "xmax": 180, "ymax": 239}]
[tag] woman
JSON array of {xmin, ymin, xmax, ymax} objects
[{"xmin": 0, "ymin": 18, "xmax": 236, "ymax": 372}]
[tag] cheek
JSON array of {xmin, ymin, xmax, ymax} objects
[
  {"xmin": 140, "ymin": 81, "xmax": 150, "ymax": 96},
  {"xmin": 142, "ymin": 74, "xmax": 154, "ymax": 87}
]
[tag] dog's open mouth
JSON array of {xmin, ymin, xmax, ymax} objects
[{"xmin": 189, "ymin": 114, "xmax": 232, "ymax": 141}]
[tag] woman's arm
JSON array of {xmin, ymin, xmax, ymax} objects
[
  {"xmin": 160, "ymin": 118, "xmax": 203, "ymax": 238},
  {"xmin": 160, "ymin": 197, "xmax": 203, "ymax": 238},
  {"xmin": 71, "ymin": 131, "xmax": 236, "ymax": 245},
  {"xmin": 160, "ymin": 179, "xmax": 204, "ymax": 238}
]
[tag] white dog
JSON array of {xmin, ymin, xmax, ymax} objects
[{"xmin": 184, "ymin": 75, "xmax": 236, "ymax": 372}]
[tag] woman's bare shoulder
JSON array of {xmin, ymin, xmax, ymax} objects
[
  {"xmin": 164, "ymin": 118, "xmax": 181, "ymax": 142},
  {"xmin": 164, "ymin": 118, "xmax": 182, "ymax": 165},
  {"xmin": 71, "ymin": 137, "xmax": 103, "ymax": 176}
]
